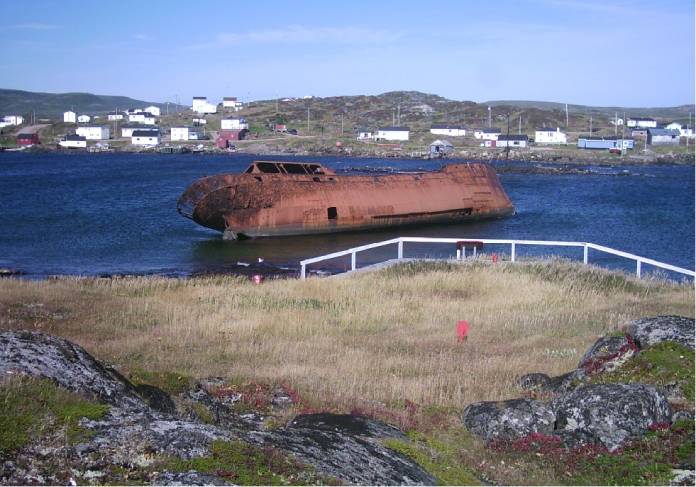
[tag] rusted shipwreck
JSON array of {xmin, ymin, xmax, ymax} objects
[{"xmin": 177, "ymin": 161, "xmax": 514, "ymax": 239}]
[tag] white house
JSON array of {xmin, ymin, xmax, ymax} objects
[
  {"xmin": 220, "ymin": 117, "xmax": 249, "ymax": 130},
  {"xmin": 375, "ymin": 127, "xmax": 409, "ymax": 141},
  {"xmin": 430, "ymin": 125, "xmax": 466, "ymax": 137},
  {"xmin": 144, "ymin": 105, "xmax": 161, "ymax": 117},
  {"xmin": 192, "ymin": 96, "xmax": 217, "ymax": 114},
  {"xmin": 121, "ymin": 125, "xmax": 157, "ymax": 138},
  {"xmin": 128, "ymin": 112, "xmax": 157, "ymax": 124},
  {"xmin": 357, "ymin": 130, "xmax": 373, "ymax": 140},
  {"xmin": 59, "ymin": 134, "xmax": 87, "ymax": 149},
  {"xmin": 132, "ymin": 130, "xmax": 159, "ymax": 146},
  {"xmin": 171, "ymin": 126, "xmax": 203, "ymax": 141},
  {"xmin": 535, "ymin": 127, "xmax": 567, "ymax": 144},
  {"xmin": 680, "ymin": 127, "xmax": 694, "ymax": 138},
  {"xmin": 76, "ymin": 126, "xmax": 109, "ymax": 140},
  {"xmin": 610, "ymin": 118, "xmax": 624, "ymax": 126},
  {"xmin": 63, "ymin": 111, "xmax": 77, "ymax": 123},
  {"xmin": 1, "ymin": 115, "xmax": 24, "ymax": 126},
  {"xmin": 223, "ymin": 97, "xmax": 243, "ymax": 111},
  {"xmin": 193, "ymin": 118, "xmax": 207, "ymax": 125},
  {"xmin": 474, "ymin": 128, "xmax": 501, "ymax": 140},
  {"xmin": 627, "ymin": 118, "xmax": 657, "ymax": 128},
  {"xmin": 77, "ymin": 115, "xmax": 91, "ymax": 123},
  {"xmin": 107, "ymin": 112, "xmax": 124, "ymax": 121},
  {"xmin": 496, "ymin": 134, "xmax": 529, "ymax": 148}
]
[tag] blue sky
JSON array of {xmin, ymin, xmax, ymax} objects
[{"xmin": 0, "ymin": 0, "xmax": 693, "ymax": 107}]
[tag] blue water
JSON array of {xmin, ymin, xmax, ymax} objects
[{"xmin": 0, "ymin": 152, "xmax": 693, "ymax": 277}]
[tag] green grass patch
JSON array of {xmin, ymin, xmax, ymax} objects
[
  {"xmin": 383, "ymin": 429, "xmax": 481, "ymax": 485},
  {"xmin": 0, "ymin": 376, "xmax": 109, "ymax": 455},
  {"xmin": 127, "ymin": 369, "xmax": 194, "ymax": 396},
  {"xmin": 587, "ymin": 341, "xmax": 695, "ymax": 402},
  {"xmin": 162, "ymin": 439, "xmax": 338, "ymax": 485}
]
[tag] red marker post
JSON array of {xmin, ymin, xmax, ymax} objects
[{"xmin": 456, "ymin": 320, "xmax": 469, "ymax": 343}]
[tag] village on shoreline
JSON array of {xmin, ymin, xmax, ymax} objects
[{"xmin": 1, "ymin": 92, "xmax": 694, "ymax": 166}]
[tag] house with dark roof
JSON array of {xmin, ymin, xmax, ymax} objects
[
  {"xmin": 16, "ymin": 133, "xmax": 40, "ymax": 146},
  {"xmin": 474, "ymin": 128, "xmax": 501, "ymax": 140},
  {"xmin": 59, "ymin": 134, "xmax": 87, "ymax": 149},
  {"xmin": 495, "ymin": 134, "xmax": 529, "ymax": 148},
  {"xmin": 627, "ymin": 117, "xmax": 657, "ymax": 128},
  {"xmin": 131, "ymin": 130, "xmax": 159, "ymax": 146}
]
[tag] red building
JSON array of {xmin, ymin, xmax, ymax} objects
[
  {"xmin": 16, "ymin": 133, "xmax": 40, "ymax": 146},
  {"xmin": 216, "ymin": 129, "xmax": 248, "ymax": 148}
]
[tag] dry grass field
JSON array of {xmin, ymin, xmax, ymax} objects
[{"xmin": 1, "ymin": 259, "xmax": 692, "ymax": 416}]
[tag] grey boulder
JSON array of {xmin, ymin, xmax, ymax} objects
[
  {"xmin": 553, "ymin": 383, "xmax": 672, "ymax": 451},
  {"xmin": 628, "ymin": 315, "xmax": 694, "ymax": 350},
  {"xmin": 462, "ymin": 398, "xmax": 556, "ymax": 442}
]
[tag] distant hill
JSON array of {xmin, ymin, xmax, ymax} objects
[
  {"xmin": 244, "ymin": 90, "xmax": 692, "ymax": 134},
  {"xmin": 484, "ymin": 100, "xmax": 693, "ymax": 120},
  {"xmin": 0, "ymin": 89, "xmax": 184, "ymax": 117}
]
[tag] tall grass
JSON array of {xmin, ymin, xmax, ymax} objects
[{"xmin": 0, "ymin": 260, "xmax": 692, "ymax": 411}]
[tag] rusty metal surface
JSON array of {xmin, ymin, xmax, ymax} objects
[{"xmin": 177, "ymin": 161, "xmax": 514, "ymax": 239}]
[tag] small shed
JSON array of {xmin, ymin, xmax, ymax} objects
[
  {"xmin": 16, "ymin": 133, "xmax": 40, "ymax": 145},
  {"xmin": 647, "ymin": 128, "xmax": 680, "ymax": 145},
  {"xmin": 429, "ymin": 139, "xmax": 454, "ymax": 157},
  {"xmin": 217, "ymin": 129, "xmax": 249, "ymax": 148}
]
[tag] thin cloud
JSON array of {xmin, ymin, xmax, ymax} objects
[
  {"xmin": 11, "ymin": 22, "xmax": 59, "ymax": 30},
  {"xmin": 134, "ymin": 33, "xmax": 155, "ymax": 41},
  {"xmin": 189, "ymin": 25, "xmax": 404, "ymax": 50}
]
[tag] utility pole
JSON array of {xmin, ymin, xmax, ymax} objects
[
  {"xmin": 340, "ymin": 114, "xmax": 344, "ymax": 136},
  {"xmin": 392, "ymin": 109, "xmax": 395, "ymax": 126},
  {"xmin": 688, "ymin": 112, "xmax": 692, "ymax": 148},
  {"xmin": 397, "ymin": 103, "xmax": 401, "ymax": 126},
  {"xmin": 488, "ymin": 106, "xmax": 492, "ymax": 128},
  {"xmin": 306, "ymin": 106, "xmax": 310, "ymax": 134},
  {"xmin": 614, "ymin": 111, "xmax": 618, "ymax": 136},
  {"xmin": 565, "ymin": 103, "xmax": 569, "ymax": 128},
  {"xmin": 518, "ymin": 115, "xmax": 521, "ymax": 135},
  {"xmin": 622, "ymin": 111, "xmax": 626, "ymax": 156},
  {"xmin": 589, "ymin": 116, "xmax": 593, "ymax": 135}
]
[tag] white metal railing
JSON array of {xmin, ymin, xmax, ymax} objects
[{"xmin": 299, "ymin": 237, "xmax": 695, "ymax": 280}]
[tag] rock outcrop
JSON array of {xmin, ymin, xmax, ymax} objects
[
  {"xmin": 0, "ymin": 330, "xmax": 435, "ymax": 486},
  {"xmin": 577, "ymin": 334, "xmax": 638, "ymax": 374},
  {"xmin": 462, "ymin": 399, "xmax": 556, "ymax": 442},
  {"xmin": 628, "ymin": 315, "xmax": 695, "ymax": 350},
  {"xmin": 468, "ymin": 315, "xmax": 693, "ymax": 453},
  {"xmin": 552, "ymin": 383, "xmax": 672, "ymax": 451}
]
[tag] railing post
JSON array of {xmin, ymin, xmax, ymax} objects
[
  {"xmin": 456, "ymin": 249, "xmax": 461, "ymax": 260},
  {"xmin": 583, "ymin": 244, "xmax": 588, "ymax": 265},
  {"xmin": 636, "ymin": 260, "xmax": 642, "ymax": 278},
  {"xmin": 301, "ymin": 263, "xmax": 306, "ymax": 280},
  {"xmin": 511, "ymin": 242, "xmax": 516, "ymax": 262},
  {"xmin": 397, "ymin": 239, "xmax": 404, "ymax": 260},
  {"xmin": 351, "ymin": 251, "xmax": 356, "ymax": 271},
  {"xmin": 473, "ymin": 246, "xmax": 477, "ymax": 259}
]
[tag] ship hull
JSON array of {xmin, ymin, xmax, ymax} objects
[{"xmin": 178, "ymin": 162, "xmax": 514, "ymax": 239}]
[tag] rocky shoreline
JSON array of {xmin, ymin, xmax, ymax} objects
[
  {"xmin": 5, "ymin": 143, "xmax": 695, "ymax": 166},
  {"xmin": 0, "ymin": 315, "xmax": 693, "ymax": 485}
]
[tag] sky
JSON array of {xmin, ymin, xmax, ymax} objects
[{"xmin": 0, "ymin": 0, "xmax": 693, "ymax": 107}]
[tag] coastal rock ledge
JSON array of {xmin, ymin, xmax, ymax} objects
[{"xmin": 0, "ymin": 331, "xmax": 435, "ymax": 486}]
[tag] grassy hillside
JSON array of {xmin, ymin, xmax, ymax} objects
[
  {"xmin": 0, "ymin": 88, "xmax": 184, "ymax": 118},
  {"xmin": 485, "ymin": 99, "xmax": 693, "ymax": 120}
]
